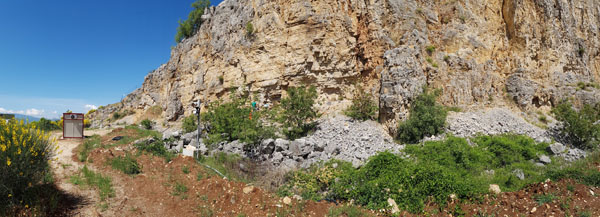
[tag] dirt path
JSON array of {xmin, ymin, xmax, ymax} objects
[{"xmin": 50, "ymin": 129, "xmax": 112, "ymax": 217}]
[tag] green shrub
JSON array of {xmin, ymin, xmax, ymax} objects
[
  {"xmin": 33, "ymin": 118, "xmax": 61, "ymax": 132},
  {"xmin": 201, "ymin": 93, "xmax": 273, "ymax": 145},
  {"xmin": 279, "ymin": 86, "xmax": 319, "ymax": 140},
  {"xmin": 245, "ymin": 21, "xmax": 254, "ymax": 37},
  {"xmin": 278, "ymin": 160, "xmax": 354, "ymax": 201},
  {"xmin": 175, "ymin": 0, "xmax": 210, "ymax": 43},
  {"xmin": 0, "ymin": 119, "xmax": 57, "ymax": 210},
  {"xmin": 112, "ymin": 111, "xmax": 124, "ymax": 121},
  {"xmin": 551, "ymin": 101, "xmax": 600, "ymax": 150},
  {"xmin": 331, "ymin": 152, "xmax": 474, "ymax": 213},
  {"xmin": 140, "ymin": 119, "xmax": 154, "ymax": 130},
  {"xmin": 134, "ymin": 139, "xmax": 176, "ymax": 162},
  {"xmin": 397, "ymin": 87, "xmax": 447, "ymax": 144},
  {"xmin": 182, "ymin": 115, "xmax": 197, "ymax": 133},
  {"xmin": 69, "ymin": 166, "xmax": 114, "ymax": 200},
  {"xmin": 472, "ymin": 134, "xmax": 547, "ymax": 167},
  {"xmin": 109, "ymin": 153, "xmax": 141, "ymax": 175},
  {"xmin": 344, "ymin": 85, "xmax": 378, "ymax": 121},
  {"xmin": 426, "ymin": 45, "xmax": 436, "ymax": 53}
]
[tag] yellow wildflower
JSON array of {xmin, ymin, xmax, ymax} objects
[
  {"xmin": 25, "ymin": 205, "xmax": 28, "ymax": 208},
  {"xmin": 8, "ymin": 194, "xmax": 11, "ymax": 197},
  {"xmin": 1, "ymin": 145, "xmax": 5, "ymax": 152},
  {"xmin": 17, "ymin": 148, "xmax": 21, "ymax": 155},
  {"xmin": 19, "ymin": 172, "xmax": 23, "ymax": 176}
]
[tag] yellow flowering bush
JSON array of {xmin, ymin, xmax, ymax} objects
[{"xmin": 0, "ymin": 119, "xmax": 57, "ymax": 209}]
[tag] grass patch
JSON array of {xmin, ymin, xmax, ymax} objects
[
  {"xmin": 196, "ymin": 152, "xmax": 253, "ymax": 182},
  {"xmin": 182, "ymin": 165, "xmax": 190, "ymax": 174},
  {"xmin": 108, "ymin": 153, "xmax": 141, "ymax": 175},
  {"xmin": 69, "ymin": 166, "xmax": 115, "ymax": 200},
  {"xmin": 78, "ymin": 135, "xmax": 101, "ymax": 162},
  {"xmin": 534, "ymin": 193, "xmax": 556, "ymax": 205},
  {"xmin": 172, "ymin": 182, "xmax": 188, "ymax": 199}
]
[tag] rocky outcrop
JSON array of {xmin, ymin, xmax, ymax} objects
[
  {"xmin": 214, "ymin": 114, "xmax": 400, "ymax": 168},
  {"xmin": 91, "ymin": 0, "xmax": 600, "ymax": 135}
]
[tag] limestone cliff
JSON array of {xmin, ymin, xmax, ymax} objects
[{"xmin": 90, "ymin": 0, "xmax": 600, "ymax": 134}]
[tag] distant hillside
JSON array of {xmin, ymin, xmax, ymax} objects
[{"xmin": 0, "ymin": 114, "xmax": 41, "ymax": 122}]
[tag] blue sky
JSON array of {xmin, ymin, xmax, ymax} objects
[{"xmin": 0, "ymin": 0, "xmax": 222, "ymax": 119}]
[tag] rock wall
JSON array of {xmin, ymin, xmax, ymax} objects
[{"xmin": 91, "ymin": 0, "xmax": 600, "ymax": 134}]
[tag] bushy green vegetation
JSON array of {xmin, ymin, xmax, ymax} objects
[
  {"xmin": 551, "ymin": 101, "xmax": 600, "ymax": 150},
  {"xmin": 182, "ymin": 115, "xmax": 197, "ymax": 133},
  {"xmin": 69, "ymin": 166, "xmax": 115, "ymax": 200},
  {"xmin": 280, "ymin": 134, "xmax": 556, "ymax": 213},
  {"xmin": 134, "ymin": 139, "xmax": 176, "ymax": 162},
  {"xmin": 140, "ymin": 119, "xmax": 154, "ymax": 130},
  {"xmin": 279, "ymin": 86, "xmax": 319, "ymax": 140},
  {"xmin": 278, "ymin": 160, "xmax": 354, "ymax": 201},
  {"xmin": 397, "ymin": 88, "xmax": 447, "ymax": 144},
  {"xmin": 175, "ymin": 0, "xmax": 210, "ymax": 43},
  {"xmin": 32, "ymin": 118, "xmax": 61, "ymax": 132},
  {"xmin": 201, "ymin": 93, "xmax": 274, "ymax": 146},
  {"xmin": 545, "ymin": 150, "xmax": 600, "ymax": 187},
  {"xmin": 344, "ymin": 85, "xmax": 378, "ymax": 121},
  {"xmin": 109, "ymin": 153, "xmax": 141, "ymax": 175},
  {"xmin": 0, "ymin": 119, "xmax": 57, "ymax": 211}
]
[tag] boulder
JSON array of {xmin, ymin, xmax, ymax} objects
[
  {"xmin": 261, "ymin": 139, "xmax": 275, "ymax": 155},
  {"xmin": 289, "ymin": 139, "xmax": 312, "ymax": 157},
  {"xmin": 513, "ymin": 169, "xmax": 525, "ymax": 180},
  {"xmin": 547, "ymin": 143, "xmax": 566, "ymax": 155},
  {"xmin": 539, "ymin": 155, "xmax": 552, "ymax": 164},
  {"xmin": 243, "ymin": 186, "xmax": 254, "ymax": 194},
  {"xmin": 387, "ymin": 198, "xmax": 400, "ymax": 214},
  {"xmin": 274, "ymin": 138, "xmax": 290, "ymax": 152},
  {"xmin": 489, "ymin": 184, "xmax": 501, "ymax": 194}
]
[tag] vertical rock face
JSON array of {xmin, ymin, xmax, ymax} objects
[{"xmin": 92, "ymin": 0, "xmax": 600, "ymax": 134}]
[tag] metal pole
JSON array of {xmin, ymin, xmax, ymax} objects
[{"xmin": 196, "ymin": 106, "xmax": 201, "ymax": 149}]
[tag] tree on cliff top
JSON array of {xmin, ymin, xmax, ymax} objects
[{"xmin": 175, "ymin": 0, "xmax": 210, "ymax": 43}]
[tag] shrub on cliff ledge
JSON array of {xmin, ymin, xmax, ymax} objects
[
  {"xmin": 279, "ymin": 86, "xmax": 319, "ymax": 140},
  {"xmin": 175, "ymin": 0, "xmax": 210, "ymax": 43},
  {"xmin": 551, "ymin": 101, "xmax": 600, "ymax": 150},
  {"xmin": 344, "ymin": 85, "xmax": 378, "ymax": 121},
  {"xmin": 182, "ymin": 115, "xmax": 197, "ymax": 133},
  {"xmin": 397, "ymin": 88, "xmax": 447, "ymax": 144},
  {"xmin": 202, "ymin": 93, "xmax": 273, "ymax": 145}
]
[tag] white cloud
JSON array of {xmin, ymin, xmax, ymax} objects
[
  {"xmin": 84, "ymin": 104, "xmax": 98, "ymax": 112},
  {"xmin": 25, "ymin": 108, "xmax": 44, "ymax": 116},
  {"xmin": 0, "ymin": 107, "xmax": 48, "ymax": 118},
  {"xmin": 0, "ymin": 107, "xmax": 24, "ymax": 115}
]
